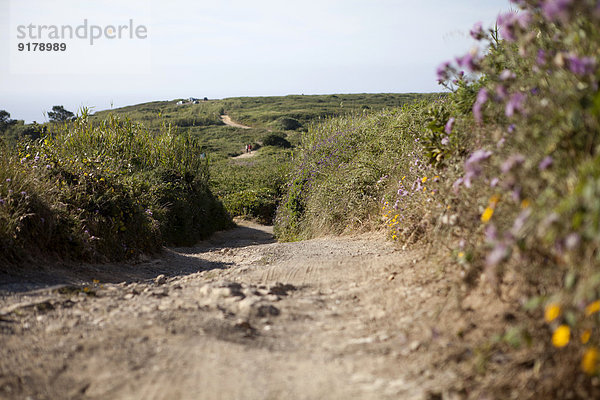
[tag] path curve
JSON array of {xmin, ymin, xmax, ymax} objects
[{"xmin": 221, "ymin": 114, "xmax": 252, "ymax": 129}]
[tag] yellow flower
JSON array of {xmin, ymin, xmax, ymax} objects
[
  {"xmin": 457, "ymin": 251, "xmax": 465, "ymax": 259},
  {"xmin": 586, "ymin": 300, "xmax": 600, "ymax": 316},
  {"xmin": 402, "ymin": 176, "xmax": 406, "ymax": 181},
  {"xmin": 581, "ymin": 330, "xmax": 591, "ymax": 344},
  {"xmin": 544, "ymin": 304, "xmax": 561, "ymax": 323},
  {"xmin": 521, "ymin": 199, "xmax": 531, "ymax": 209},
  {"xmin": 422, "ymin": 177, "xmax": 428, "ymax": 183},
  {"xmin": 552, "ymin": 325, "xmax": 570, "ymax": 348},
  {"xmin": 582, "ymin": 347, "xmax": 599, "ymax": 375},
  {"xmin": 481, "ymin": 207, "xmax": 494, "ymax": 223}
]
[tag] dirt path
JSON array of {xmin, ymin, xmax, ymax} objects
[
  {"xmin": 221, "ymin": 114, "xmax": 252, "ymax": 129},
  {"xmin": 0, "ymin": 221, "xmax": 517, "ymax": 399},
  {"xmin": 232, "ymin": 150, "xmax": 258, "ymax": 159}
]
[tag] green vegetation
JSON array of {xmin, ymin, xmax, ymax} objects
[
  {"xmin": 220, "ymin": 93, "xmax": 435, "ymax": 130},
  {"xmin": 1, "ymin": 93, "xmax": 423, "ymax": 263},
  {"xmin": 276, "ymin": 1, "xmax": 600, "ymax": 394},
  {"xmin": 89, "ymin": 93, "xmax": 432, "ymax": 222},
  {"xmin": 0, "ymin": 111, "xmax": 230, "ymax": 265}
]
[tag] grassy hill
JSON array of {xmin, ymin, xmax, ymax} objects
[
  {"xmin": 88, "ymin": 93, "xmax": 438, "ymax": 224},
  {"xmin": 90, "ymin": 93, "xmax": 437, "ymax": 158}
]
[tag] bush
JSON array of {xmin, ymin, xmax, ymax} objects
[
  {"xmin": 432, "ymin": 1, "xmax": 600, "ymax": 388},
  {"xmin": 0, "ymin": 111, "xmax": 232, "ymax": 265},
  {"xmin": 262, "ymin": 134, "xmax": 292, "ymax": 148},
  {"xmin": 275, "ymin": 117, "xmax": 302, "ymax": 130},
  {"xmin": 275, "ymin": 104, "xmax": 432, "ymax": 241},
  {"xmin": 275, "ymin": 1, "xmax": 600, "ymax": 392},
  {"xmin": 211, "ymin": 147, "xmax": 292, "ymax": 224}
]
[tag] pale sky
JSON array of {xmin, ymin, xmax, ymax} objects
[{"xmin": 0, "ymin": 0, "xmax": 511, "ymax": 122}]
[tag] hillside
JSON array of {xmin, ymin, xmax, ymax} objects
[{"xmin": 89, "ymin": 93, "xmax": 438, "ymax": 225}]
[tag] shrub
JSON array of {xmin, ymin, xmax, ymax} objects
[
  {"xmin": 276, "ymin": 0, "xmax": 600, "ymax": 392},
  {"xmin": 0, "ymin": 111, "xmax": 232, "ymax": 265},
  {"xmin": 262, "ymin": 133, "xmax": 292, "ymax": 148},
  {"xmin": 275, "ymin": 104, "xmax": 432, "ymax": 241},
  {"xmin": 275, "ymin": 117, "xmax": 302, "ymax": 130}
]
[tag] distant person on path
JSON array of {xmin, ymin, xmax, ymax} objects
[
  {"xmin": 245, "ymin": 144, "xmax": 249, "ymax": 153},
  {"xmin": 248, "ymin": 144, "xmax": 253, "ymax": 153}
]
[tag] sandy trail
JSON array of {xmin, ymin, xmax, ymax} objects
[
  {"xmin": 221, "ymin": 114, "xmax": 252, "ymax": 129},
  {"xmin": 0, "ymin": 221, "xmax": 502, "ymax": 400},
  {"xmin": 232, "ymin": 150, "xmax": 258, "ymax": 160}
]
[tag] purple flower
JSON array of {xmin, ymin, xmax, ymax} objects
[
  {"xmin": 444, "ymin": 117, "xmax": 455, "ymax": 135},
  {"xmin": 486, "ymin": 241, "xmax": 509, "ymax": 267},
  {"xmin": 464, "ymin": 149, "xmax": 493, "ymax": 187},
  {"xmin": 441, "ymin": 136, "xmax": 450, "ymax": 146},
  {"xmin": 20, "ymin": 191, "xmax": 27, "ymax": 196},
  {"xmin": 497, "ymin": 11, "xmax": 530, "ymax": 42},
  {"xmin": 5, "ymin": 178, "xmax": 11, "ymax": 183},
  {"xmin": 566, "ymin": 55, "xmax": 596, "ymax": 77},
  {"xmin": 473, "ymin": 88, "xmax": 489, "ymax": 124},
  {"xmin": 467, "ymin": 149, "xmax": 493, "ymax": 165},
  {"xmin": 501, "ymin": 154, "xmax": 525, "ymax": 173},
  {"xmin": 495, "ymin": 85, "xmax": 508, "ymax": 101},
  {"xmin": 505, "ymin": 92, "xmax": 526, "ymax": 117},
  {"xmin": 542, "ymin": 0, "xmax": 573, "ymax": 22},
  {"xmin": 20, "ymin": 158, "xmax": 27, "ymax": 164},
  {"xmin": 499, "ymin": 70, "xmax": 516, "ymax": 81},
  {"xmin": 537, "ymin": 50, "xmax": 547, "ymax": 66},
  {"xmin": 485, "ymin": 224, "xmax": 498, "ymax": 243},
  {"xmin": 0, "ymin": 198, "xmax": 4, "ymax": 205},
  {"xmin": 490, "ymin": 177, "xmax": 499, "ymax": 187},
  {"xmin": 436, "ymin": 62, "xmax": 451, "ymax": 83},
  {"xmin": 456, "ymin": 52, "xmax": 479, "ymax": 72},
  {"xmin": 511, "ymin": 187, "xmax": 522, "ymax": 202},
  {"xmin": 452, "ymin": 177, "xmax": 464, "ymax": 193},
  {"xmin": 470, "ymin": 22, "xmax": 485, "ymax": 40},
  {"xmin": 34, "ymin": 155, "xmax": 40, "ymax": 162},
  {"xmin": 511, "ymin": 209, "xmax": 531, "ymax": 236},
  {"xmin": 538, "ymin": 156, "xmax": 553, "ymax": 170}
]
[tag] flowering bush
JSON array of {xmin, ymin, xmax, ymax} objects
[
  {"xmin": 277, "ymin": 0, "xmax": 600, "ymax": 394},
  {"xmin": 433, "ymin": 0, "xmax": 600, "ymax": 390},
  {"xmin": 275, "ymin": 103, "xmax": 434, "ymax": 240}
]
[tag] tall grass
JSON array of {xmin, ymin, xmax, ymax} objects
[
  {"xmin": 275, "ymin": 104, "xmax": 432, "ymax": 240},
  {"xmin": 0, "ymin": 111, "xmax": 231, "ymax": 266}
]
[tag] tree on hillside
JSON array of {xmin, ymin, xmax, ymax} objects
[
  {"xmin": 47, "ymin": 105, "xmax": 74, "ymax": 122},
  {"xmin": 0, "ymin": 110, "xmax": 15, "ymax": 132}
]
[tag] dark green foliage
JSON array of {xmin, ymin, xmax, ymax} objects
[
  {"xmin": 0, "ymin": 110, "xmax": 15, "ymax": 132},
  {"xmin": 275, "ymin": 117, "xmax": 302, "ymax": 131},
  {"xmin": 47, "ymin": 105, "xmax": 74, "ymax": 122},
  {"xmin": 262, "ymin": 134, "xmax": 291, "ymax": 148}
]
